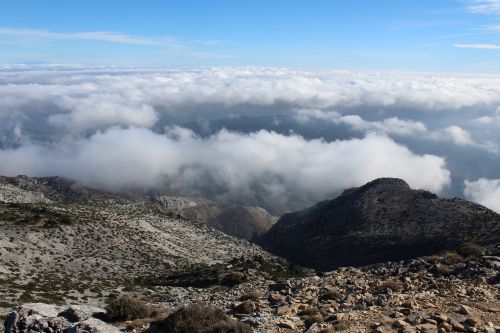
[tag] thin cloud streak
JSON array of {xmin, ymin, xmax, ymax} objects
[
  {"xmin": 466, "ymin": 0, "xmax": 500, "ymax": 15},
  {"xmin": 0, "ymin": 28, "xmax": 178, "ymax": 46},
  {"xmin": 454, "ymin": 43, "xmax": 500, "ymax": 49}
]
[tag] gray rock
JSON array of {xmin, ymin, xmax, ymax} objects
[{"xmin": 4, "ymin": 303, "xmax": 118, "ymax": 333}]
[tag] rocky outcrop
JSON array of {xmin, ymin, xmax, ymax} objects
[
  {"xmin": 258, "ymin": 178, "xmax": 500, "ymax": 270},
  {"xmin": 4, "ymin": 303, "xmax": 119, "ymax": 333},
  {"xmin": 150, "ymin": 196, "xmax": 277, "ymax": 240}
]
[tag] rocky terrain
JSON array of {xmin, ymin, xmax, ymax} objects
[
  {"xmin": 150, "ymin": 196, "xmax": 277, "ymax": 240},
  {"xmin": 0, "ymin": 175, "xmax": 278, "ymax": 324},
  {"xmin": 4, "ymin": 249, "xmax": 500, "ymax": 332},
  {"xmin": 1, "ymin": 176, "xmax": 499, "ymax": 333},
  {"xmin": 258, "ymin": 178, "xmax": 500, "ymax": 271}
]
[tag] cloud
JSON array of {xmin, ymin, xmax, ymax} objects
[
  {"xmin": 0, "ymin": 127, "xmax": 451, "ymax": 212},
  {"xmin": 441, "ymin": 125, "xmax": 475, "ymax": 145},
  {"xmin": 475, "ymin": 106, "xmax": 500, "ymax": 124},
  {"xmin": 296, "ymin": 109, "xmax": 428, "ymax": 137},
  {"xmin": 47, "ymin": 95, "xmax": 158, "ymax": 130},
  {"xmin": 295, "ymin": 109, "xmax": 489, "ymax": 150},
  {"xmin": 466, "ymin": 0, "xmax": 500, "ymax": 15},
  {"xmin": 464, "ymin": 178, "xmax": 500, "ymax": 213},
  {"xmin": 0, "ymin": 28, "xmax": 171, "ymax": 46},
  {"xmin": 2, "ymin": 67, "xmax": 500, "ymax": 135},
  {"xmin": 454, "ymin": 43, "xmax": 500, "ymax": 49}
]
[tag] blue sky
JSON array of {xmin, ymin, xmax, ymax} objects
[{"xmin": 0, "ymin": 0, "xmax": 500, "ymax": 71}]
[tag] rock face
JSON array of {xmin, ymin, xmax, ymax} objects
[
  {"xmin": 258, "ymin": 178, "xmax": 500, "ymax": 270},
  {"xmin": 151, "ymin": 196, "xmax": 277, "ymax": 240},
  {"xmin": 4, "ymin": 303, "xmax": 119, "ymax": 333}
]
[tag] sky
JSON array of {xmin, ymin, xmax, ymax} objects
[
  {"xmin": 1, "ymin": 1, "xmax": 500, "ymax": 215},
  {"xmin": 0, "ymin": 0, "xmax": 500, "ymax": 71}
]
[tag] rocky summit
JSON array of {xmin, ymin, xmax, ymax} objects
[{"xmin": 258, "ymin": 178, "xmax": 500, "ymax": 271}]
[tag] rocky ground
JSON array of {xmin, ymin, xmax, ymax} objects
[
  {"xmin": 2, "ymin": 176, "xmax": 499, "ymax": 333},
  {"xmin": 0, "ymin": 176, "xmax": 271, "ymax": 323},
  {"xmin": 4, "ymin": 250, "xmax": 499, "ymax": 333}
]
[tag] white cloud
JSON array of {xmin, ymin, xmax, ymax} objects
[
  {"xmin": 464, "ymin": 178, "xmax": 500, "ymax": 213},
  {"xmin": 2, "ymin": 67, "xmax": 500, "ymax": 135},
  {"xmin": 0, "ymin": 28, "xmax": 173, "ymax": 46},
  {"xmin": 0, "ymin": 127, "xmax": 451, "ymax": 211},
  {"xmin": 441, "ymin": 125, "xmax": 475, "ymax": 145},
  {"xmin": 296, "ymin": 109, "xmax": 428, "ymax": 137},
  {"xmin": 466, "ymin": 0, "xmax": 500, "ymax": 14},
  {"xmin": 47, "ymin": 95, "xmax": 158, "ymax": 130},
  {"xmin": 295, "ymin": 109, "xmax": 490, "ymax": 150},
  {"xmin": 454, "ymin": 43, "xmax": 500, "ymax": 49},
  {"xmin": 475, "ymin": 106, "xmax": 500, "ymax": 124}
]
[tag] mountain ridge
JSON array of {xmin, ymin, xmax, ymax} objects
[{"xmin": 258, "ymin": 178, "xmax": 500, "ymax": 270}]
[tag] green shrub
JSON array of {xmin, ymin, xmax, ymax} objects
[
  {"xmin": 105, "ymin": 295, "xmax": 152, "ymax": 321},
  {"xmin": 155, "ymin": 303, "xmax": 251, "ymax": 333},
  {"xmin": 456, "ymin": 243, "xmax": 485, "ymax": 258}
]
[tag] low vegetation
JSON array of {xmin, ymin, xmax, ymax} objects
[
  {"xmin": 153, "ymin": 303, "xmax": 252, "ymax": 333},
  {"xmin": 105, "ymin": 295, "xmax": 153, "ymax": 322}
]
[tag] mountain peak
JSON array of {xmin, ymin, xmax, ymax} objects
[
  {"xmin": 259, "ymin": 178, "xmax": 500, "ymax": 270},
  {"xmin": 341, "ymin": 177, "xmax": 410, "ymax": 196}
]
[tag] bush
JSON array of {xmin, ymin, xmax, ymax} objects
[
  {"xmin": 376, "ymin": 281, "xmax": 403, "ymax": 293},
  {"xmin": 318, "ymin": 288, "xmax": 344, "ymax": 302},
  {"xmin": 239, "ymin": 291, "xmax": 264, "ymax": 301},
  {"xmin": 456, "ymin": 243, "xmax": 485, "ymax": 258},
  {"xmin": 155, "ymin": 303, "xmax": 251, "ymax": 333},
  {"xmin": 105, "ymin": 295, "xmax": 152, "ymax": 322},
  {"xmin": 233, "ymin": 301, "xmax": 255, "ymax": 314}
]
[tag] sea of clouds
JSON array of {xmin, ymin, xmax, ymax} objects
[{"xmin": 1, "ymin": 66, "xmax": 499, "ymax": 213}]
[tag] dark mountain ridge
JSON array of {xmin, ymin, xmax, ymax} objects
[{"xmin": 258, "ymin": 178, "xmax": 500, "ymax": 271}]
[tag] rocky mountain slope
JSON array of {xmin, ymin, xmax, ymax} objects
[
  {"xmin": 150, "ymin": 196, "xmax": 277, "ymax": 240},
  {"xmin": 0, "ymin": 175, "xmax": 280, "ymax": 319},
  {"xmin": 258, "ymin": 178, "xmax": 500, "ymax": 271},
  {"xmin": 5, "ymin": 249, "xmax": 500, "ymax": 333}
]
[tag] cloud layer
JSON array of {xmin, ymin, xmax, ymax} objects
[
  {"xmin": 1, "ymin": 66, "xmax": 500, "ymax": 212},
  {"xmin": 0, "ymin": 127, "xmax": 451, "ymax": 212},
  {"xmin": 3, "ymin": 67, "xmax": 500, "ymax": 135}
]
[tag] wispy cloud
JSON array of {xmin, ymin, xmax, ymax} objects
[
  {"xmin": 454, "ymin": 43, "xmax": 500, "ymax": 49},
  {"xmin": 0, "ymin": 28, "xmax": 178, "ymax": 46},
  {"xmin": 466, "ymin": 0, "xmax": 500, "ymax": 14}
]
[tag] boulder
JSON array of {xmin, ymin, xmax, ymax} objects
[{"xmin": 4, "ymin": 303, "xmax": 120, "ymax": 333}]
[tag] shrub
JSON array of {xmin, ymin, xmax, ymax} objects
[
  {"xmin": 154, "ymin": 303, "xmax": 251, "ymax": 333},
  {"xmin": 297, "ymin": 307, "xmax": 320, "ymax": 317},
  {"xmin": 456, "ymin": 243, "xmax": 485, "ymax": 258},
  {"xmin": 233, "ymin": 301, "xmax": 255, "ymax": 314},
  {"xmin": 376, "ymin": 281, "xmax": 403, "ymax": 293},
  {"xmin": 302, "ymin": 313, "xmax": 324, "ymax": 327},
  {"xmin": 318, "ymin": 288, "xmax": 344, "ymax": 302},
  {"xmin": 239, "ymin": 291, "xmax": 264, "ymax": 301},
  {"xmin": 105, "ymin": 295, "xmax": 152, "ymax": 322},
  {"xmin": 439, "ymin": 251, "xmax": 463, "ymax": 265},
  {"xmin": 221, "ymin": 271, "xmax": 246, "ymax": 286}
]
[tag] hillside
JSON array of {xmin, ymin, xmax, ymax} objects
[
  {"xmin": 258, "ymin": 178, "xmax": 500, "ymax": 271},
  {"xmin": 0, "ymin": 175, "xmax": 282, "ymax": 315},
  {"xmin": 150, "ymin": 196, "xmax": 277, "ymax": 240}
]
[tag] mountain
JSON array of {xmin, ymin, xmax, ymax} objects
[
  {"xmin": 0, "ymin": 175, "xmax": 279, "ymax": 313},
  {"xmin": 258, "ymin": 178, "xmax": 500, "ymax": 271},
  {"xmin": 150, "ymin": 196, "xmax": 277, "ymax": 240}
]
